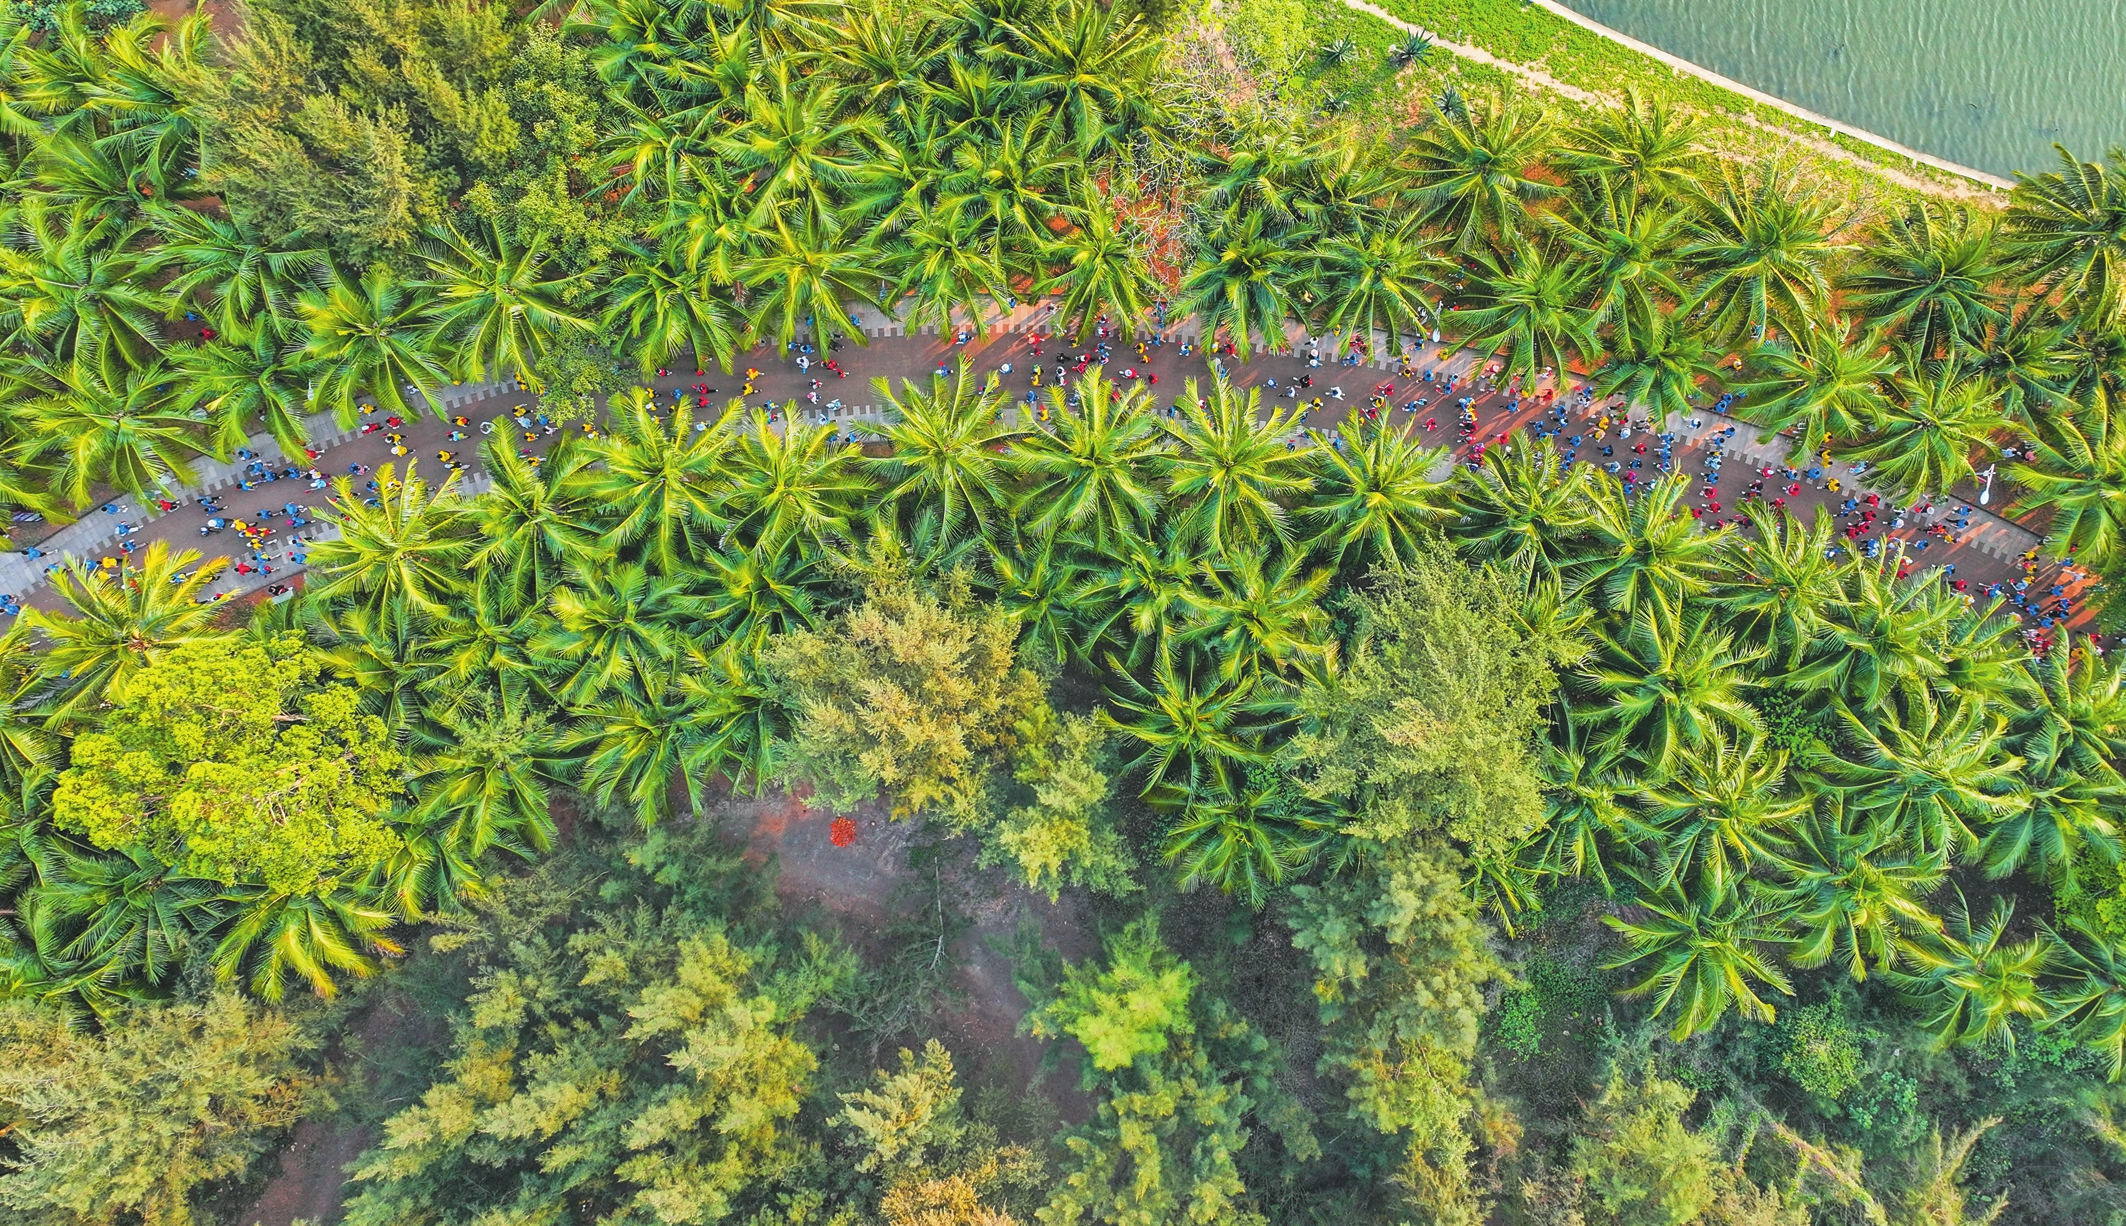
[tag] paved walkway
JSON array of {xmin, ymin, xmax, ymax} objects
[{"xmin": 2, "ymin": 303, "xmax": 2093, "ymax": 650}]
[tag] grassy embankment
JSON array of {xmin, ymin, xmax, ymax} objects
[{"xmin": 1286, "ymin": 0, "xmax": 2007, "ymax": 211}]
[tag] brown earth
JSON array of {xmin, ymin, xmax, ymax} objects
[
  {"xmin": 231, "ymin": 786, "xmax": 1097, "ymax": 1224},
  {"xmin": 236, "ymin": 986, "xmax": 447, "ymax": 1226},
  {"xmin": 718, "ymin": 785, "xmax": 1098, "ymax": 1118}
]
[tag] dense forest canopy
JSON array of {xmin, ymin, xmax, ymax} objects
[{"xmin": 6, "ymin": 0, "xmax": 2126, "ymax": 1222}]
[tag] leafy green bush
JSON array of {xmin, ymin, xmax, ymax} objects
[
  {"xmin": 1494, "ymin": 986, "xmax": 1544, "ymax": 1059},
  {"xmin": 1845, "ymin": 1069, "xmax": 1922, "ymax": 1146},
  {"xmin": 6, "ymin": 0, "xmax": 142, "ymax": 32},
  {"xmin": 1776, "ymin": 1000, "xmax": 1863, "ymax": 1101}
]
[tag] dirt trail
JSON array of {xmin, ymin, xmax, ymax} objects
[
  {"xmin": 237, "ymin": 988, "xmax": 444, "ymax": 1226},
  {"xmin": 720, "ymin": 787, "xmax": 1097, "ymax": 1115}
]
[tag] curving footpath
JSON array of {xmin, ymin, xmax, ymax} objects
[{"xmin": 0, "ymin": 305, "xmax": 2083, "ymax": 645}]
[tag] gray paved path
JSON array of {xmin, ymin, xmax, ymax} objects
[{"xmin": 0, "ymin": 301, "xmax": 2087, "ymax": 648}]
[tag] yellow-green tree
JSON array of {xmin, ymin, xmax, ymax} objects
[
  {"xmin": 0, "ymin": 993, "xmax": 318, "ymax": 1226},
  {"xmin": 52, "ymin": 635, "xmax": 405, "ymax": 895}
]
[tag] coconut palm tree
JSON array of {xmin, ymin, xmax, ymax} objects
[
  {"xmin": 944, "ymin": 112, "xmax": 1069, "ymax": 261},
  {"xmin": 1556, "ymin": 89, "xmax": 1709, "ymax": 203},
  {"xmin": 468, "ymin": 436, "xmax": 605, "ymax": 613},
  {"xmin": 715, "ymin": 65, "xmax": 874, "ymax": 229},
  {"xmin": 1549, "ymin": 187, "xmax": 1692, "ymax": 351},
  {"xmin": 404, "ymin": 692, "xmax": 561, "ymax": 861},
  {"xmin": 1734, "ymin": 315, "xmax": 1896, "ymax": 453},
  {"xmin": 1703, "ymin": 503, "xmax": 1843, "ymax": 667},
  {"xmin": 1011, "ymin": 369, "xmax": 1166, "ymax": 548},
  {"xmin": 1962, "ymin": 302, "xmax": 2069, "ymax": 426},
  {"xmin": 1203, "ymin": 124, "xmax": 1323, "ymax": 227},
  {"xmin": 1889, "ymin": 894, "xmax": 2051, "ymax": 1048},
  {"xmin": 989, "ymin": 530, "xmax": 1087, "ymax": 669},
  {"xmin": 1763, "ymin": 798, "xmax": 1946, "ymax": 981},
  {"xmin": 1981, "ymin": 650, "xmax": 2126, "ymax": 890},
  {"xmin": 1176, "ymin": 209, "xmax": 1310, "ymax": 359},
  {"xmin": 1070, "ymin": 526, "xmax": 1208, "ymax": 667},
  {"xmin": 0, "ymin": 199, "xmax": 164, "ymax": 373},
  {"xmin": 1401, "ymin": 86, "xmax": 1562, "ymax": 253},
  {"xmin": 413, "ymin": 581, "xmax": 550, "ymax": 722},
  {"xmin": 1006, "ymin": 0, "xmax": 1159, "ymax": 157},
  {"xmin": 881, "ymin": 201, "xmax": 1013, "ymax": 340},
  {"xmin": 1302, "ymin": 414, "xmax": 1452, "ymax": 571},
  {"xmin": 1452, "ymin": 238, "xmax": 1598, "ymax": 380},
  {"xmin": 737, "ymin": 212, "xmax": 879, "ymax": 350},
  {"xmin": 1637, "ymin": 731, "xmax": 1807, "ymax": 896},
  {"xmin": 1186, "ymin": 551, "xmax": 1333, "ymax": 682},
  {"xmin": 658, "ymin": 171, "xmax": 755, "ymax": 287},
  {"xmin": 1581, "ymin": 605, "xmax": 1764, "ymax": 776},
  {"xmin": 584, "ymin": 388, "xmax": 737, "ymax": 572},
  {"xmin": 2042, "ymin": 918, "xmax": 2126, "ymax": 1078},
  {"xmin": 170, "ymin": 330, "xmax": 317, "ymax": 457},
  {"xmin": 1152, "ymin": 771, "xmax": 1333, "ymax": 908},
  {"xmin": 569, "ymin": 651, "xmax": 775, "ymax": 822},
  {"xmin": 1526, "ymin": 710, "xmax": 1636, "ymax": 889},
  {"xmin": 870, "ymin": 360, "xmax": 1015, "ymax": 542},
  {"xmin": 1977, "ymin": 744, "xmax": 2122, "ymax": 892},
  {"xmin": 722, "ymin": 409, "xmax": 869, "ymax": 554},
  {"xmin": 1844, "ymin": 202, "xmax": 2005, "ymax": 357},
  {"xmin": 1039, "ymin": 180, "xmax": 1157, "ymax": 346},
  {"xmin": 697, "ymin": 542, "xmax": 829, "ymax": 648},
  {"xmin": 0, "ymin": 15, "xmax": 44, "ymax": 142},
  {"xmin": 0, "ymin": 629, "xmax": 53, "ymax": 790},
  {"xmin": 1308, "ymin": 216, "xmax": 1445, "ymax": 357},
  {"xmin": 298, "ymin": 265, "xmax": 450, "ymax": 426},
  {"xmin": 1837, "ymin": 690, "xmax": 2025, "ymax": 862},
  {"xmin": 15, "ymin": 130, "xmax": 148, "ymax": 219},
  {"xmin": 82, "ymin": 7, "xmax": 210, "ymax": 194},
  {"xmin": 1162, "ymin": 373, "xmax": 1311, "ymax": 554},
  {"xmin": 305, "ymin": 462, "xmax": 475, "ymax": 618},
  {"xmin": 2054, "ymin": 315, "xmax": 2126, "ymax": 418},
  {"xmin": 417, "ymin": 221, "xmax": 592, "ymax": 390},
  {"xmin": 26, "ymin": 541, "xmax": 224, "ymax": 721},
  {"xmin": 147, "ymin": 205, "xmax": 324, "ymax": 343},
  {"xmin": 927, "ymin": 55, "xmax": 1017, "ymax": 143},
  {"xmin": 16, "ymin": 358, "xmax": 208, "ymax": 505},
  {"xmin": 2002, "ymin": 145, "xmax": 2126, "ymax": 325},
  {"xmin": 536, "ymin": 562, "xmax": 698, "ymax": 706},
  {"xmin": 2010, "ymin": 398, "xmax": 2126, "ymax": 567},
  {"xmin": 814, "ymin": 4, "xmax": 948, "ymax": 121},
  {"xmin": 1852, "ymin": 355, "xmax": 2012, "ymax": 499},
  {"xmin": 212, "ymin": 882, "xmax": 402, "ymax": 1001},
  {"xmin": 1573, "ymin": 471, "xmax": 1726, "ymax": 620},
  {"xmin": 594, "ymin": 99, "xmax": 696, "ymax": 212},
  {"xmin": 2023, "ymin": 635, "xmax": 2126, "ymax": 766},
  {"xmin": 312, "ymin": 601, "xmax": 445, "ymax": 730},
  {"xmin": 1102, "ymin": 647, "xmax": 1281, "ymax": 794},
  {"xmin": 1451, "ymin": 435, "xmax": 1597, "ymax": 578},
  {"xmin": 1788, "ymin": 556, "xmax": 1961, "ymax": 713},
  {"xmin": 26, "ymin": 840, "xmax": 215, "ymax": 1006},
  {"xmin": 1591, "ymin": 304, "xmax": 1721, "ymax": 426},
  {"xmin": 369, "ymin": 809, "xmax": 487, "ymax": 923},
  {"xmin": 1684, "ymin": 165, "xmax": 1844, "ymax": 345},
  {"xmin": 602, "ymin": 238, "xmax": 741, "ymax": 376},
  {"xmin": 1605, "ymin": 872, "xmax": 1795, "ymax": 1039}
]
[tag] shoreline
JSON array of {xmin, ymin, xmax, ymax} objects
[
  {"xmin": 1524, "ymin": 0, "xmax": 2015, "ymax": 191},
  {"xmin": 1332, "ymin": 0, "xmax": 2014, "ymax": 198}
]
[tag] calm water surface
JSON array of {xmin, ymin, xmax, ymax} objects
[{"xmin": 1555, "ymin": 0, "xmax": 2126, "ymax": 179}]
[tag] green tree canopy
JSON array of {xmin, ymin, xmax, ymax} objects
[{"xmin": 52, "ymin": 634, "xmax": 405, "ymax": 895}]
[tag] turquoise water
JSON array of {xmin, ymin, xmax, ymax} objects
[{"xmin": 1554, "ymin": 0, "xmax": 2126, "ymax": 179}]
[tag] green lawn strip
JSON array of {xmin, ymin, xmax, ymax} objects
[{"xmin": 1330, "ymin": 0, "xmax": 1999, "ymax": 206}]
